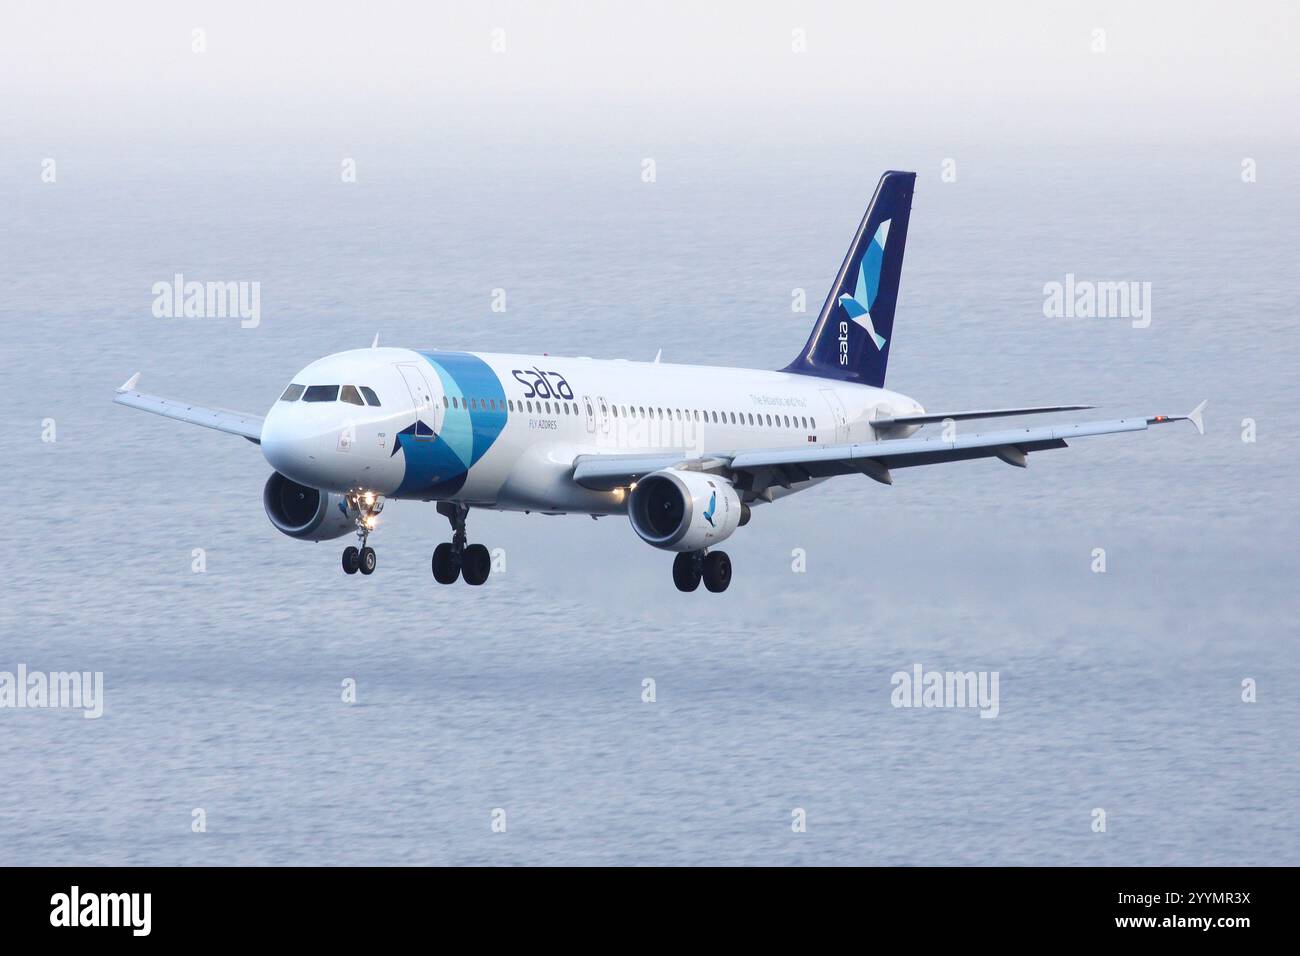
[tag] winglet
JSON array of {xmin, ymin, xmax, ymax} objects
[
  {"xmin": 653, "ymin": 348, "xmax": 662, "ymax": 364},
  {"xmin": 118, "ymin": 372, "xmax": 141, "ymax": 394},
  {"xmin": 371, "ymin": 334, "xmax": 380, "ymax": 349},
  {"xmin": 1147, "ymin": 399, "xmax": 1206, "ymax": 434}
]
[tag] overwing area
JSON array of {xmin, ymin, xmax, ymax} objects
[
  {"xmin": 114, "ymin": 374, "xmax": 264, "ymax": 444},
  {"xmin": 572, "ymin": 404, "xmax": 1205, "ymax": 494}
]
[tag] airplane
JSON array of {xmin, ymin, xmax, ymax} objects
[{"xmin": 114, "ymin": 170, "xmax": 1204, "ymax": 593}]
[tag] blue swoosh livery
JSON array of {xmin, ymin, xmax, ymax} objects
[{"xmin": 392, "ymin": 351, "xmax": 507, "ymax": 497}]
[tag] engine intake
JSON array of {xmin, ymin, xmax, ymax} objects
[
  {"xmin": 628, "ymin": 469, "xmax": 744, "ymax": 552},
  {"xmin": 263, "ymin": 472, "xmax": 354, "ymax": 541}
]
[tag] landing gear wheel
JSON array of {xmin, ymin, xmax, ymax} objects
[
  {"xmin": 702, "ymin": 551, "xmax": 731, "ymax": 593},
  {"xmin": 344, "ymin": 490, "xmax": 384, "ymax": 577},
  {"xmin": 673, "ymin": 551, "xmax": 703, "ymax": 592},
  {"xmin": 461, "ymin": 543, "xmax": 491, "ymax": 586},
  {"xmin": 432, "ymin": 542, "xmax": 461, "ymax": 584}
]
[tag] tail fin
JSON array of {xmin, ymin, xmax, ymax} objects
[{"xmin": 783, "ymin": 170, "xmax": 915, "ymax": 387}]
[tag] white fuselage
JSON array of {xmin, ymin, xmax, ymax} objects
[{"xmin": 259, "ymin": 348, "xmax": 923, "ymax": 513}]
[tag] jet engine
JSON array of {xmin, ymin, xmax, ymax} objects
[
  {"xmin": 628, "ymin": 469, "xmax": 747, "ymax": 552},
  {"xmin": 263, "ymin": 471, "xmax": 354, "ymax": 541}
]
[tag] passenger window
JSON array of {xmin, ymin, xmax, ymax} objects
[
  {"xmin": 359, "ymin": 386, "xmax": 381, "ymax": 406},
  {"xmin": 340, "ymin": 385, "xmax": 365, "ymax": 406},
  {"xmin": 303, "ymin": 385, "xmax": 338, "ymax": 402},
  {"xmin": 280, "ymin": 383, "xmax": 305, "ymax": 402}
]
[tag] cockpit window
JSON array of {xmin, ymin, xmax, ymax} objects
[
  {"xmin": 302, "ymin": 385, "xmax": 339, "ymax": 402},
  {"xmin": 359, "ymin": 386, "xmax": 381, "ymax": 407},
  {"xmin": 280, "ymin": 383, "xmax": 305, "ymax": 402},
  {"xmin": 340, "ymin": 385, "xmax": 365, "ymax": 406}
]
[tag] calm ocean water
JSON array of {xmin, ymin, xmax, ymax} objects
[{"xmin": 1, "ymin": 143, "xmax": 1296, "ymax": 864}]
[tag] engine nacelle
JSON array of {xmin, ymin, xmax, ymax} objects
[
  {"xmin": 628, "ymin": 469, "xmax": 746, "ymax": 552},
  {"xmin": 263, "ymin": 472, "xmax": 354, "ymax": 541}
]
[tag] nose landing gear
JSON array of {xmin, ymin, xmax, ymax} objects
[
  {"xmin": 341, "ymin": 490, "xmax": 384, "ymax": 576},
  {"xmin": 432, "ymin": 502, "xmax": 493, "ymax": 586}
]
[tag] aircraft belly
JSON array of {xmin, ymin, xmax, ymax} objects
[{"xmin": 495, "ymin": 441, "xmax": 625, "ymax": 514}]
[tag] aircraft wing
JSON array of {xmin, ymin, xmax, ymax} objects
[
  {"xmin": 871, "ymin": 405, "xmax": 1092, "ymax": 427},
  {"xmin": 729, "ymin": 414, "xmax": 1194, "ymax": 482},
  {"xmin": 113, "ymin": 374, "xmax": 265, "ymax": 444},
  {"xmin": 572, "ymin": 454, "xmax": 732, "ymax": 491},
  {"xmin": 572, "ymin": 404, "xmax": 1204, "ymax": 492}
]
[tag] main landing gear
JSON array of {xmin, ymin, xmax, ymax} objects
[
  {"xmin": 431, "ymin": 502, "xmax": 492, "ymax": 586},
  {"xmin": 672, "ymin": 549, "xmax": 732, "ymax": 593},
  {"xmin": 341, "ymin": 490, "xmax": 384, "ymax": 576}
]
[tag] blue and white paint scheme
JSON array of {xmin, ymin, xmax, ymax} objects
[{"xmin": 114, "ymin": 170, "xmax": 1204, "ymax": 591}]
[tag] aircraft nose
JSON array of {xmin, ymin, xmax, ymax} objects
[{"xmin": 261, "ymin": 406, "xmax": 320, "ymax": 482}]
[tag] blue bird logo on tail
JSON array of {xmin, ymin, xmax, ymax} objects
[
  {"xmin": 838, "ymin": 219, "xmax": 891, "ymax": 350},
  {"xmin": 703, "ymin": 491, "xmax": 717, "ymax": 528}
]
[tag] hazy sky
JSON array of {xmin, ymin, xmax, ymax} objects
[{"xmin": 3, "ymin": 1, "xmax": 1296, "ymax": 146}]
